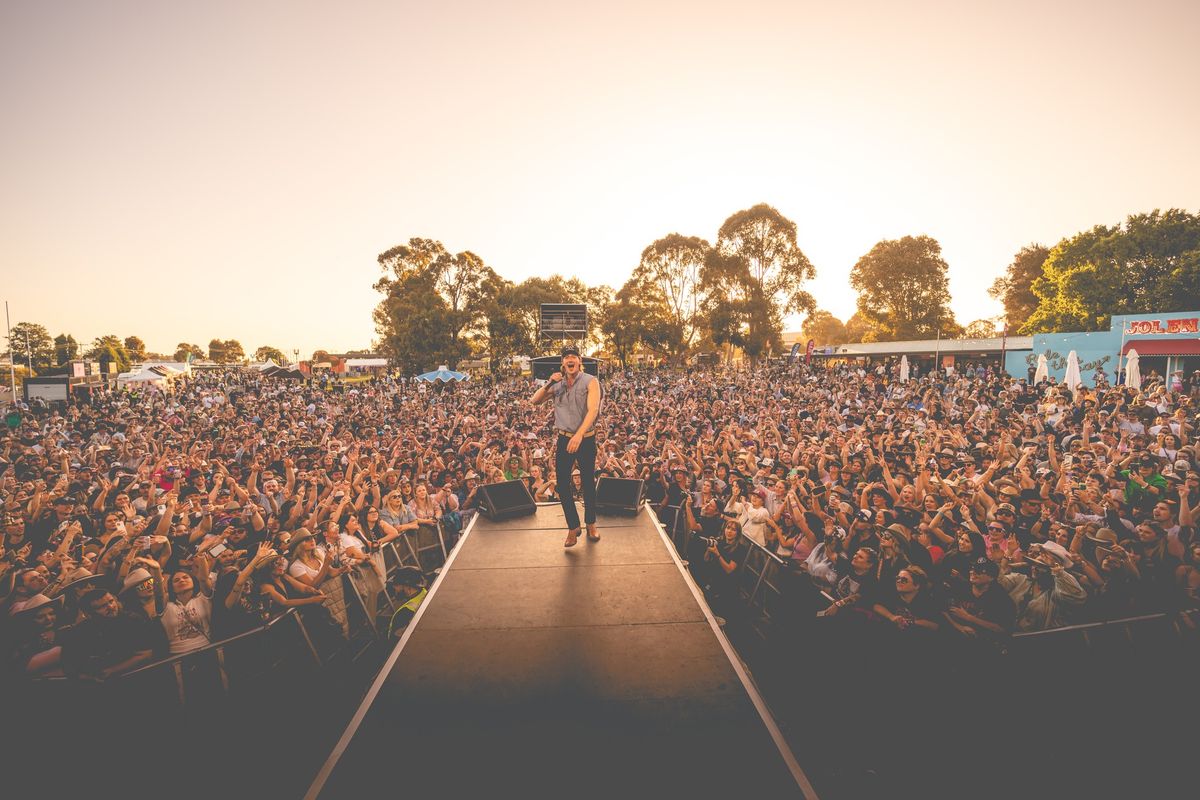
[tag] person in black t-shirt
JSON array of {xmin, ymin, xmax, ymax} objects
[
  {"xmin": 60, "ymin": 589, "xmax": 162, "ymax": 681},
  {"xmin": 873, "ymin": 565, "xmax": 942, "ymax": 636},
  {"xmin": 945, "ymin": 557, "xmax": 1016, "ymax": 643},
  {"xmin": 700, "ymin": 519, "xmax": 749, "ymax": 615}
]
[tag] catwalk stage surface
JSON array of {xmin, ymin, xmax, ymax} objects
[{"xmin": 306, "ymin": 503, "xmax": 817, "ymax": 799}]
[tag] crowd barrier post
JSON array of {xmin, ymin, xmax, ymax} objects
[
  {"xmin": 292, "ymin": 610, "xmax": 324, "ymax": 667},
  {"xmin": 171, "ymin": 661, "xmax": 187, "ymax": 705}
]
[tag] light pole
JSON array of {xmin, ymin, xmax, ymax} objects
[
  {"xmin": 23, "ymin": 331, "xmax": 32, "ymax": 374},
  {"xmin": 4, "ymin": 301, "xmax": 15, "ymax": 402},
  {"xmin": 293, "ymin": 349, "xmax": 299, "ymax": 367},
  {"xmin": 999, "ymin": 317, "xmax": 1008, "ymax": 377}
]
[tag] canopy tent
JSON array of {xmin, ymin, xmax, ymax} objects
[
  {"xmin": 139, "ymin": 360, "xmax": 191, "ymax": 376},
  {"xmin": 1125, "ymin": 349, "xmax": 1142, "ymax": 390},
  {"xmin": 1034, "ymin": 353, "xmax": 1049, "ymax": 384},
  {"xmin": 116, "ymin": 368, "xmax": 179, "ymax": 390},
  {"xmin": 262, "ymin": 366, "xmax": 304, "ymax": 379},
  {"xmin": 415, "ymin": 365, "xmax": 468, "ymax": 382},
  {"xmin": 344, "ymin": 358, "xmax": 388, "ymax": 369}
]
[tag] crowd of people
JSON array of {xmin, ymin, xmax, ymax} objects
[{"xmin": 2, "ymin": 358, "xmax": 1199, "ymax": 686}]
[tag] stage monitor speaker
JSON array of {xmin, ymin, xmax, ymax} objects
[
  {"xmin": 595, "ymin": 477, "xmax": 644, "ymax": 515},
  {"xmin": 478, "ymin": 479, "xmax": 537, "ymax": 521}
]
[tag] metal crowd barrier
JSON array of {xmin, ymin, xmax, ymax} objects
[
  {"xmin": 661, "ymin": 502, "xmax": 787, "ymax": 622},
  {"xmin": 63, "ymin": 610, "xmax": 309, "ymax": 705},
  {"xmin": 677, "ymin": 507, "xmax": 1200, "ymax": 645}
]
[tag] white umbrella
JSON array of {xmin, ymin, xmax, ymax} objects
[
  {"xmin": 1125, "ymin": 349, "xmax": 1141, "ymax": 390},
  {"xmin": 1034, "ymin": 353, "xmax": 1049, "ymax": 384},
  {"xmin": 899, "ymin": 355, "xmax": 910, "ymax": 382},
  {"xmin": 1063, "ymin": 350, "xmax": 1082, "ymax": 399}
]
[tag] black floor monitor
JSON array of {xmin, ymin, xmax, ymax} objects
[{"xmin": 478, "ymin": 479, "xmax": 537, "ymax": 520}]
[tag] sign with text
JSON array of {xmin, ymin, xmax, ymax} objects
[{"xmin": 1124, "ymin": 317, "xmax": 1198, "ymax": 335}]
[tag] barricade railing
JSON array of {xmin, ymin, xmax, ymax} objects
[
  {"xmin": 665, "ymin": 502, "xmax": 788, "ymax": 622},
  {"xmin": 29, "ymin": 610, "xmax": 308, "ymax": 703}
]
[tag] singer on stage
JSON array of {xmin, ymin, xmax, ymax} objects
[{"xmin": 531, "ymin": 346, "xmax": 601, "ymax": 547}]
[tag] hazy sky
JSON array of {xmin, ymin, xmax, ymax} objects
[{"xmin": 3, "ymin": 0, "xmax": 1198, "ymax": 360}]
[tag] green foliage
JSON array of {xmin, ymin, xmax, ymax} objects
[
  {"xmin": 374, "ymin": 238, "xmax": 497, "ymax": 369},
  {"xmin": 207, "ymin": 339, "xmax": 245, "ymax": 364},
  {"xmin": 8, "ymin": 322, "xmax": 55, "ymax": 372},
  {"xmin": 174, "ymin": 343, "xmax": 204, "ymax": 362},
  {"xmin": 85, "ymin": 335, "xmax": 132, "ymax": 373},
  {"xmin": 844, "ymin": 312, "xmax": 875, "ymax": 344},
  {"xmin": 800, "ymin": 310, "xmax": 849, "ymax": 347},
  {"xmin": 1021, "ymin": 209, "xmax": 1200, "ymax": 334},
  {"xmin": 988, "ymin": 244, "xmax": 1048, "ymax": 332},
  {"xmin": 254, "ymin": 346, "xmax": 287, "ymax": 364},
  {"xmin": 473, "ymin": 274, "xmax": 603, "ymax": 367},
  {"xmin": 850, "ymin": 235, "xmax": 961, "ymax": 342},
  {"xmin": 53, "ymin": 333, "xmax": 79, "ymax": 366},
  {"xmin": 602, "ymin": 278, "xmax": 678, "ymax": 368},
  {"xmin": 963, "ymin": 319, "xmax": 998, "ymax": 338},
  {"xmin": 123, "ymin": 336, "xmax": 147, "ymax": 362},
  {"xmin": 633, "ymin": 234, "xmax": 710, "ymax": 354},
  {"xmin": 703, "ymin": 204, "xmax": 816, "ymax": 359},
  {"xmin": 373, "ymin": 270, "xmax": 454, "ymax": 374}
]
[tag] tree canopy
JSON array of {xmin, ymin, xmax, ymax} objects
[
  {"xmin": 374, "ymin": 238, "xmax": 497, "ymax": 369},
  {"xmin": 703, "ymin": 203, "xmax": 816, "ymax": 359},
  {"xmin": 254, "ymin": 346, "xmax": 287, "ymax": 364},
  {"xmin": 963, "ymin": 319, "xmax": 998, "ymax": 338},
  {"xmin": 53, "ymin": 334, "xmax": 80, "ymax": 366},
  {"xmin": 849, "ymin": 235, "xmax": 960, "ymax": 342},
  {"xmin": 174, "ymin": 343, "xmax": 204, "ymax": 363},
  {"xmin": 208, "ymin": 339, "xmax": 245, "ymax": 364},
  {"xmin": 7, "ymin": 322, "xmax": 54, "ymax": 372},
  {"xmin": 86, "ymin": 335, "xmax": 132, "ymax": 374},
  {"xmin": 373, "ymin": 269, "xmax": 455, "ymax": 374},
  {"xmin": 1021, "ymin": 209, "xmax": 1200, "ymax": 334},
  {"xmin": 988, "ymin": 244, "xmax": 1048, "ymax": 332},
  {"xmin": 800, "ymin": 310, "xmax": 849, "ymax": 347},
  {"xmin": 632, "ymin": 234, "xmax": 710, "ymax": 354},
  {"xmin": 123, "ymin": 336, "xmax": 147, "ymax": 362}
]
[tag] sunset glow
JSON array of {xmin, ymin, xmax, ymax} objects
[{"xmin": 2, "ymin": 0, "xmax": 1198, "ymax": 356}]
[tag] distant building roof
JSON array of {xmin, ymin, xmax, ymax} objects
[{"xmin": 820, "ymin": 335, "xmax": 1033, "ymax": 357}]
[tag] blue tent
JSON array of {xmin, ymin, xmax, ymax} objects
[{"xmin": 415, "ymin": 365, "xmax": 468, "ymax": 382}]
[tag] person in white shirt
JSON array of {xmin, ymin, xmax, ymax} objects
[{"xmin": 161, "ymin": 571, "xmax": 212, "ymax": 655}]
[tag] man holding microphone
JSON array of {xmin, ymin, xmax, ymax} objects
[{"xmin": 531, "ymin": 346, "xmax": 601, "ymax": 547}]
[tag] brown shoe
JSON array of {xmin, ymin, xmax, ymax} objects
[
  {"xmin": 586, "ymin": 525, "xmax": 600, "ymax": 542},
  {"xmin": 564, "ymin": 528, "xmax": 580, "ymax": 547}
]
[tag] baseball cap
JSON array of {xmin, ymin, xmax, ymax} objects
[
  {"xmin": 969, "ymin": 556, "xmax": 999, "ymax": 577},
  {"xmin": 561, "ymin": 346, "xmax": 581, "ymax": 358}
]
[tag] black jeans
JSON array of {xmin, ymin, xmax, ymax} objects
[{"xmin": 555, "ymin": 434, "xmax": 596, "ymax": 529}]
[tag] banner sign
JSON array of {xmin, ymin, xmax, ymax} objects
[
  {"xmin": 805, "ymin": 339, "xmax": 815, "ymax": 364},
  {"xmin": 1123, "ymin": 317, "xmax": 1198, "ymax": 335}
]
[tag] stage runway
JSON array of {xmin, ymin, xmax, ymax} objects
[{"xmin": 307, "ymin": 503, "xmax": 817, "ymax": 798}]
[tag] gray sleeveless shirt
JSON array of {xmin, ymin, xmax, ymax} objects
[{"xmin": 553, "ymin": 372, "xmax": 597, "ymax": 433}]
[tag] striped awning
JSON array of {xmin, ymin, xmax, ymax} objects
[{"xmin": 1122, "ymin": 339, "xmax": 1200, "ymax": 356}]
